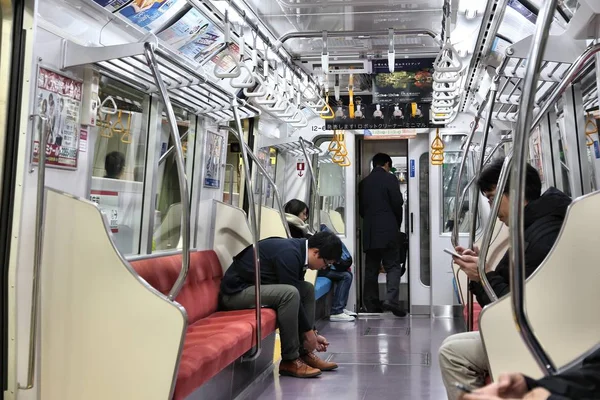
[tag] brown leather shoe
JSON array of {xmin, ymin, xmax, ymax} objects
[
  {"xmin": 301, "ymin": 352, "xmax": 338, "ymax": 371},
  {"xmin": 279, "ymin": 358, "xmax": 322, "ymax": 378}
]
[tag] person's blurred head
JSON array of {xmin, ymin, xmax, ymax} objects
[{"xmin": 105, "ymin": 151, "xmax": 126, "ymax": 179}]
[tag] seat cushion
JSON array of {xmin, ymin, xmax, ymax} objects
[
  {"xmin": 131, "ymin": 251, "xmax": 223, "ymax": 323},
  {"xmin": 314, "ymin": 277, "xmax": 332, "ymax": 300},
  {"xmin": 174, "ymin": 308, "xmax": 277, "ymax": 400}
]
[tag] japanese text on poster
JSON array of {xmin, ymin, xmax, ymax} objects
[{"xmin": 32, "ymin": 67, "xmax": 82, "ymax": 169}]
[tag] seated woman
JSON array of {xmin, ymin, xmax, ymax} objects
[
  {"xmin": 284, "ymin": 199, "xmax": 313, "ymax": 239},
  {"xmin": 284, "ymin": 199, "xmax": 357, "ymax": 322}
]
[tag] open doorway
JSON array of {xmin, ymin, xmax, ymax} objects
[{"xmin": 356, "ymin": 138, "xmax": 410, "ymax": 313}]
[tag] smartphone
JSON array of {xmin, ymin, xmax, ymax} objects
[
  {"xmin": 454, "ymin": 382, "xmax": 473, "ymax": 393},
  {"xmin": 444, "ymin": 248, "xmax": 463, "ymax": 259}
]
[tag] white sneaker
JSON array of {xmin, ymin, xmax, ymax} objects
[
  {"xmin": 330, "ymin": 313, "xmax": 355, "ymax": 322},
  {"xmin": 343, "ymin": 309, "xmax": 357, "ymax": 317}
]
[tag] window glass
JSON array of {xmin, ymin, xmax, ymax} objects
[
  {"xmin": 90, "ymin": 76, "xmax": 148, "ymax": 256},
  {"xmin": 152, "ymin": 106, "xmax": 193, "ymax": 252},
  {"xmin": 441, "ymin": 134, "xmax": 478, "ymax": 234},
  {"xmin": 315, "ymin": 138, "xmax": 346, "ymax": 235},
  {"xmin": 254, "ymin": 147, "xmax": 278, "ymax": 208}
]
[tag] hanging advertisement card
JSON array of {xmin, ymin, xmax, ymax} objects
[
  {"xmin": 32, "ymin": 67, "xmax": 82, "ymax": 169},
  {"xmin": 207, "ymin": 43, "xmax": 241, "ymax": 75},
  {"xmin": 157, "ymin": 7, "xmax": 222, "ymax": 62},
  {"xmin": 204, "ymin": 131, "xmax": 224, "ymax": 188},
  {"xmin": 119, "ymin": 0, "xmax": 186, "ymax": 31}
]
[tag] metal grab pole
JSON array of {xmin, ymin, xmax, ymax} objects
[
  {"xmin": 458, "ymin": 137, "xmax": 512, "ymax": 205},
  {"xmin": 144, "ymin": 43, "xmax": 191, "ymax": 301},
  {"xmin": 476, "ymin": 154, "xmax": 512, "ymax": 302},
  {"xmin": 219, "ymin": 126, "xmax": 291, "ymax": 238},
  {"xmin": 159, "ymin": 130, "xmax": 189, "ymax": 165},
  {"xmin": 451, "ymin": 96, "xmax": 488, "ymax": 247},
  {"xmin": 19, "ymin": 115, "xmax": 48, "ymax": 390},
  {"xmin": 469, "ymin": 79, "xmax": 498, "ymax": 249},
  {"xmin": 509, "ymin": 0, "xmax": 558, "ymax": 376},
  {"xmin": 229, "ymin": 107, "xmax": 262, "ymax": 361},
  {"xmin": 299, "ymin": 138, "xmax": 321, "ymax": 231}
]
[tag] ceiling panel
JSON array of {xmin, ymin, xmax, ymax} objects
[{"xmin": 237, "ymin": 0, "xmax": 444, "ymax": 57}]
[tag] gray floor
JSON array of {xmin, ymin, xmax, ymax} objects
[{"xmin": 242, "ymin": 314, "xmax": 465, "ymax": 400}]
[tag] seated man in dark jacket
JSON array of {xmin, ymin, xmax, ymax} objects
[
  {"xmin": 439, "ymin": 159, "xmax": 572, "ymax": 400},
  {"xmin": 460, "ymin": 347, "xmax": 600, "ymax": 400},
  {"xmin": 220, "ymin": 231, "xmax": 342, "ymax": 378}
]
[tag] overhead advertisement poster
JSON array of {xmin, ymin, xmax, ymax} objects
[
  {"xmin": 118, "ymin": 0, "xmax": 187, "ymax": 32},
  {"xmin": 157, "ymin": 7, "xmax": 222, "ymax": 62},
  {"xmin": 325, "ymin": 58, "xmax": 434, "ymax": 131},
  {"xmin": 91, "ymin": 0, "xmax": 133, "ymax": 12},
  {"xmin": 32, "ymin": 67, "xmax": 82, "ymax": 169}
]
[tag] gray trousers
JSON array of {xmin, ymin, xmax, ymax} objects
[
  {"xmin": 220, "ymin": 281, "xmax": 315, "ymax": 361},
  {"xmin": 438, "ymin": 331, "xmax": 489, "ymax": 400}
]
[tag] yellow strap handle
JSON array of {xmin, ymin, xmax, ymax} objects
[
  {"xmin": 320, "ymin": 93, "xmax": 335, "ymax": 120},
  {"xmin": 431, "ymin": 128, "xmax": 444, "ymax": 151},
  {"xmin": 348, "ymin": 74, "xmax": 355, "ymax": 119},
  {"xmin": 585, "ymin": 114, "xmax": 597, "ymax": 147},
  {"xmin": 112, "ymin": 110, "xmax": 125, "ymax": 134},
  {"xmin": 121, "ymin": 111, "xmax": 132, "ymax": 144},
  {"xmin": 99, "ymin": 113, "xmax": 113, "ymax": 138}
]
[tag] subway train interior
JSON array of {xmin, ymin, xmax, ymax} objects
[{"xmin": 1, "ymin": 0, "xmax": 599, "ymax": 399}]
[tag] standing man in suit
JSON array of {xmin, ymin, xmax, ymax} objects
[{"xmin": 359, "ymin": 153, "xmax": 406, "ymax": 316}]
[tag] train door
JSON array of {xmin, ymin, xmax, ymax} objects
[
  {"xmin": 408, "ymin": 135, "xmax": 431, "ymax": 314},
  {"xmin": 356, "ymin": 138, "xmax": 412, "ymax": 313}
]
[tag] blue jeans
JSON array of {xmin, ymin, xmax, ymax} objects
[{"xmin": 318, "ymin": 269, "xmax": 353, "ymax": 315}]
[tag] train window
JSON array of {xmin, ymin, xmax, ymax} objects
[
  {"xmin": 419, "ymin": 153, "xmax": 431, "ymax": 286},
  {"xmin": 316, "ymin": 139, "xmax": 346, "ymax": 235},
  {"xmin": 90, "ymin": 76, "xmax": 149, "ymax": 256},
  {"xmin": 254, "ymin": 147, "xmax": 278, "ymax": 208},
  {"xmin": 152, "ymin": 107, "xmax": 195, "ymax": 252},
  {"xmin": 440, "ymin": 134, "xmax": 480, "ymax": 234}
]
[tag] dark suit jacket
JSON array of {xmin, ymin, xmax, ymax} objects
[{"xmin": 358, "ymin": 167, "xmax": 404, "ymax": 251}]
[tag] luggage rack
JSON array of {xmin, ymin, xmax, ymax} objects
[
  {"xmin": 268, "ymin": 139, "xmax": 322, "ymax": 156},
  {"xmin": 62, "ymin": 40, "xmax": 259, "ymax": 122},
  {"xmin": 487, "ymin": 56, "xmax": 573, "ymax": 122}
]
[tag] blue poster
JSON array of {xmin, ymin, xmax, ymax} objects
[
  {"xmin": 119, "ymin": 0, "xmax": 185, "ymax": 31},
  {"xmin": 594, "ymin": 141, "xmax": 600, "ymax": 159},
  {"xmin": 410, "ymin": 159, "xmax": 415, "ymax": 178}
]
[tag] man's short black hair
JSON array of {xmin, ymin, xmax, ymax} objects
[
  {"xmin": 372, "ymin": 153, "xmax": 392, "ymax": 169},
  {"xmin": 105, "ymin": 151, "xmax": 125, "ymax": 179},
  {"xmin": 308, "ymin": 231, "xmax": 342, "ymax": 262},
  {"xmin": 477, "ymin": 158, "xmax": 542, "ymax": 202}
]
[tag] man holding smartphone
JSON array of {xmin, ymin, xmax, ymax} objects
[{"xmin": 439, "ymin": 159, "xmax": 571, "ymax": 400}]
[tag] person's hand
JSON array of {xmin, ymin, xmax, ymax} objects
[
  {"xmin": 459, "ymin": 373, "xmax": 528, "ymax": 400},
  {"xmin": 303, "ymin": 330, "xmax": 319, "ymax": 353},
  {"xmin": 316, "ymin": 334, "xmax": 329, "ymax": 352},
  {"xmin": 455, "ymin": 254, "xmax": 481, "ymax": 281},
  {"xmin": 456, "ymin": 245, "xmax": 480, "ymax": 257},
  {"xmin": 522, "ymin": 388, "xmax": 551, "ymax": 400}
]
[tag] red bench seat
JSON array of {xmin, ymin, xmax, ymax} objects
[{"xmin": 131, "ymin": 251, "xmax": 277, "ymax": 400}]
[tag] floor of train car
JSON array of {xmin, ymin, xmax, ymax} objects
[{"xmin": 240, "ymin": 314, "xmax": 464, "ymax": 400}]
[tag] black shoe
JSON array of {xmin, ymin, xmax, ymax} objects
[{"xmin": 382, "ymin": 301, "xmax": 408, "ymax": 317}]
